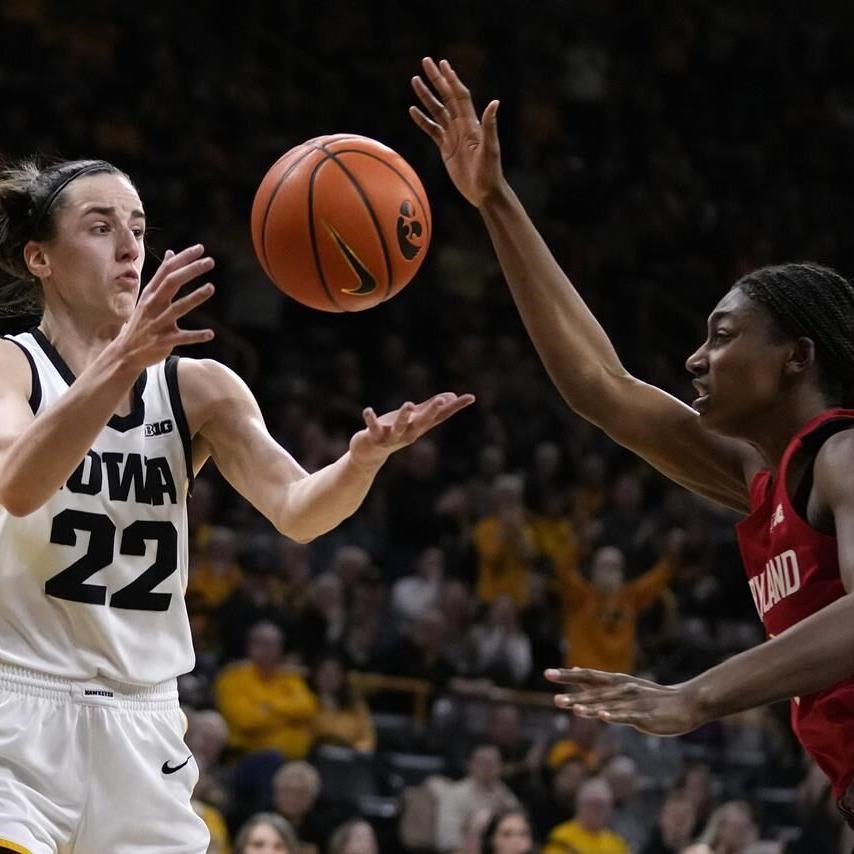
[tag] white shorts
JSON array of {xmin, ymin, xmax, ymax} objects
[{"xmin": 0, "ymin": 663, "xmax": 209, "ymax": 854}]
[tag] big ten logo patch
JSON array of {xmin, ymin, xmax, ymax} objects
[{"xmin": 145, "ymin": 419, "xmax": 174, "ymax": 438}]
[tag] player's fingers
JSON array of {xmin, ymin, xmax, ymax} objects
[
  {"xmin": 482, "ymin": 100, "xmax": 501, "ymax": 153},
  {"xmin": 421, "ymin": 57, "xmax": 456, "ymax": 110},
  {"xmin": 366, "ymin": 408, "xmax": 392, "ymax": 443},
  {"xmin": 158, "ymin": 257, "xmax": 216, "ymax": 303},
  {"xmin": 145, "ymin": 257, "xmax": 215, "ymax": 311},
  {"xmin": 591, "ymin": 708, "xmax": 650, "ymax": 727},
  {"xmin": 440, "ymin": 393, "xmax": 475, "ymax": 415},
  {"xmin": 147, "ymin": 244, "xmax": 205, "ymax": 290},
  {"xmin": 408, "ymin": 395, "xmax": 448, "ymax": 433},
  {"xmin": 424, "ymin": 393, "xmax": 475, "ymax": 428},
  {"xmin": 439, "ymin": 59, "xmax": 480, "ymax": 122},
  {"xmin": 363, "ymin": 407, "xmax": 386, "ymax": 442},
  {"xmin": 166, "ymin": 327, "xmax": 215, "ymax": 348},
  {"xmin": 411, "ymin": 76, "xmax": 449, "ymax": 124},
  {"xmin": 391, "ymin": 402, "xmax": 415, "ymax": 436},
  {"xmin": 564, "ymin": 702, "xmax": 604, "ymax": 718},
  {"xmin": 556, "ymin": 684, "xmax": 641, "ymax": 709},
  {"xmin": 545, "ymin": 668, "xmax": 625, "ymax": 686},
  {"xmin": 409, "ymin": 107, "xmax": 445, "ymax": 145},
  {"xmin": 164, "ymin": 283, "xmax": 215, "ymax": 322}
]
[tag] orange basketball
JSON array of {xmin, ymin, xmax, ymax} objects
[{"xmin": 250, "ymin": 134, "xmax": 432, "ymax": 312}]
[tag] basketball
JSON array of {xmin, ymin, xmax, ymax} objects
[{"xmin": 250, "ymin": 134, "xmax": 432, "ymax": 312}]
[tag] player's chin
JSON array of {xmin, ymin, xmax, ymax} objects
[
  {"xmin": 697, "ymin": 403, "xmax": 744, "ymax": 439},
  {"xmin": 112, "ymin": 289, "xmax": 139, "ymax": 317},
  {"xmin": 693, "ymin": 395, "xmax": 723, "ymax": 425}
]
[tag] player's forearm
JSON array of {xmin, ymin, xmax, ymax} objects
[
  {"xmin": 0, "ymin": 344, "xmax": 139, "ymax": 516},
  {"xmin": 479, "ymin": 182, "xmax": 629, "ymax": 416},
  {"xmin": 275, "ymin": 451, "xmax": 384, "ymax": 543},
  {"xmin": 686, "ymin": 593, "xmax": 854, "ymax": 719}
]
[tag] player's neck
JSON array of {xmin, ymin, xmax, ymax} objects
[
  {"xmin": 744, "ymin": 390, "xmax": 835, "ymax": 470},
  {"xmin": 38, "ymin": 304, "xmax": 124, "ymax": 377}
]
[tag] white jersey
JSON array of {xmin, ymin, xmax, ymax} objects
[{"xmin": 0, "ymin": 329, "xmax": 195, "ymax": 685}]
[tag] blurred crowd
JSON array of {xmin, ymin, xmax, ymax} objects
[{"xmin": 2, "ymin": 0, "xmax": 854, "ymax": 851}]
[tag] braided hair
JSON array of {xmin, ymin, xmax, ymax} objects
[
  {"xmin": 0, "ymin": 157, "xmax": 127, "ymax": 316},
  {"xmin": 734, "ymin": 262, "xmax": 854, "ymax": 406}
]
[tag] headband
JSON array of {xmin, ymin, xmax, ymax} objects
[{"xmin": 27, "ymin": 160, "xmax": 113, "ymax": 238}]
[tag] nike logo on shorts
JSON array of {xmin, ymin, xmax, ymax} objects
[{"xmin": 162, "ymin": 755, "xmax": 191, "ymax": 775}]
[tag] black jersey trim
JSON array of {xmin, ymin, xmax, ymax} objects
[
  {"xmin": 165, "ymin": 356, "xmax": 194, "ymax": 495},
  {"xmin": 2, "ymin": 336, "xmax": 42, "ymax": 414},
  {"xmin": 29, "ymin": 327, "xmax": 147, "ymax": 432},
  {"xmin": 790, "ymin": 415, "xmax": 854, "ymax": 519}
]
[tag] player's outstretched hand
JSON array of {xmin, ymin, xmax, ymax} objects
[
  {"xmin": 113, "ymin": 244, "xmax": 216, "ymax": 371},
  {"xmin": 349, "ymin": 392, "xmax": 475, "ymax": 468},
  {"xmin": 545, "ymin": 667, "xmax": 706, "ymax": 736},
  {"xmin": 410, "ymin": 57, "xmax": 503, "ymax": 208}
]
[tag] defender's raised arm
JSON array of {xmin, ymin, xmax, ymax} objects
[{"xmin": 411, "ymin": 57, "xmax": 756, "ymax": 512}]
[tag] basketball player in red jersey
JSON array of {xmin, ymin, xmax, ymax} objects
[{"xmin": 411, "ymin": 57, "xmax": 854, "ymax": 823}]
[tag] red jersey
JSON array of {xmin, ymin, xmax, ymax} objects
[{"xmin": 735, "ymin": 408, "xmax": 854, "ymax": 796}]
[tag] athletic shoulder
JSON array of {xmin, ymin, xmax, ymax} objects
[
  {"xmin": 0, "ymin": 337, "xmax": 34, "ymax": 399},
  {"xmin": 173, "ymin": 357, "xmax": 256, "ymax": 437},
  {"xmin": 174, "ymin": 356, "xmax": 247, "ymax": 399},
  {"xmin": 813, "ymin": 427, "xmax": 854, "ymax": 500}
]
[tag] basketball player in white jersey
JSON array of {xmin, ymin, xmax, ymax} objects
[{"xmin": 0, "ymin": 158, "xmax": 474, "ymax": 854}]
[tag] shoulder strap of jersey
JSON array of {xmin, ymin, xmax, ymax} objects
[
  {"xmin": 2, "ymin": 334, "xmax": 42, "ymax": 414},
  {"xmin": 785, "ymin": 413, "xmax": 854, "ymax": 517},
  {"xmin": 164, "ymin": 356, "xmax": 194, "ymax": 494},
  {"xmin": 748, "ymin": 470, "xmax": 773, "ymax": 510}
]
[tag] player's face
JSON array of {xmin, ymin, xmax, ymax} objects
[
  {"xmin": 37, "ymin": 173, "xmax": 145, "ymax": 327},
  {"xmin": 243, "ymin": 822, "xmax": 289, "ymax": 853},
  {"xmin": 685, "ymin": 287, "xmax": 795, "ymax": 437}
]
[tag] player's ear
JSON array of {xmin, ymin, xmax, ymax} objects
[
  {"xmin": 784, "ymin": 336, "xmax": 816, "ymax": 377},
  {"xmin": 23, "ymin": 240, "xmax": 50, "ymax": 281}
]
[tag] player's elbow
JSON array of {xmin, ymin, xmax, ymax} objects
[
  {"xmin": 273, "ymin": 517, "xmax": 317, "ymax": 544},
  {"xmin": 0, "ymin": 474, "xmax": 42, "ymax": 516},
  {"xmin": 556, "ymin": 363, "xmax": 631, "ymax": 423},
  {"xmin": 0, "ymin": 488, "xmax": 39, "ymax": 517}
]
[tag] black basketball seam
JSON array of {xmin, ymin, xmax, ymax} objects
[
  {"xmin": 318, "ymin": 144, "xmax": 394, "ymax": 300},
  {"xmin": 307, "ymin": 154, "xmax": 344, "ymax": 311},
  {"xmin": 260, "ymin": 139, "xmax": 363, "ymax": 310},
  {"xmin": 323, "ymin": 147, "xmax": 431, "ymax": 302},
  {"xmin": 259, "ymin": 146, "xmax": 319, "ymax": 279},
  {"xmin": 329, "ymin": 148, "xmax": 432, "ymax": 243}
]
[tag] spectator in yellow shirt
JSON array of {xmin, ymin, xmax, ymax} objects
[
  {"xmin": 543, "ymin": 778, "xmax": 629, "ymax": 854},
  {"xmin": 557, "ymin": 531, "xmax": 683, "ymax": 674},
  {"xmin": 215, "ymin": 621, "xmax": 318, "ymax": 758},
  {"xmin": 187, "ymin": 524, "xmax": 244, "ymax": 610},
  {"xmin": 309, "ymin": 654, "xmax": 376, "ymax": 753},
  {"xmin": 473, "ymin": 475, "xmax": 539, "ymax": 608},
  {"xmin": 192, "ymin": 799, "xmax": 231, "ymax": 854}
]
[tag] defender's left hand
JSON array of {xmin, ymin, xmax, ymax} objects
[
  {"xmin": 349, "ymin": 392, "xmax": 475, "ymax": 467},
  {"xmin": 545, "ymin": 668, "xmax": 707, "ymax": 736}
]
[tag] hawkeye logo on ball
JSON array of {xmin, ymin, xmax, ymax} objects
[{"xmin": 396, "ymin": 200, "xmax": 424, "ymax": 260}]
